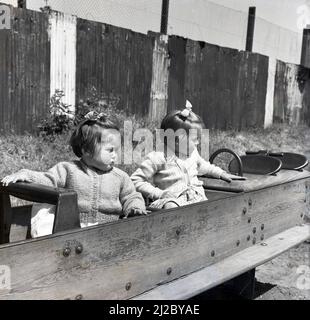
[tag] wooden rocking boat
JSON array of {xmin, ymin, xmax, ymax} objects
[{"xmin": 0, "ymin": 168, "xmax": 309, "ymax": 300}]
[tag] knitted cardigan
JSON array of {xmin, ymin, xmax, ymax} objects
[
  {"xmin": 131, "ymin": 148, "xmax": 226, "ymax": 201},
  {"xmin": 19, "ymin": 160, "xmax": 146, "ymax": 225}
]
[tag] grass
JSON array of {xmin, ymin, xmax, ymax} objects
[{"xmin": 1, "ymin": 123, "xmax": 309, "ymax": 178}]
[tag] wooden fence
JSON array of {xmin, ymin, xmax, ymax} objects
[{"xmin": 0, "ymin": 3, "xmax": 309, "ymax": 134}]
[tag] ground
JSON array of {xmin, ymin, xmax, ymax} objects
[
  {"xmin": 0, "ymin": 124, "xmax": 309, "ymax": 300},
  {"xmin": 255, "ymin": 242, "xmax": 310, "ymax": 300}
]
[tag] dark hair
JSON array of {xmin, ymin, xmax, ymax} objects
[
  {"xmin": 70, "ymin": 117, "xmax": 119, "ymax": 158},
  {"xmin": 161, "ymin": 110, "xmax": 206, "ymax": 133}
]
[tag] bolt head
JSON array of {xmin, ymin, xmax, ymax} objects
[
  {"xmin": 63, "ymin": 247, "xmax": 71, "ymax": 257},
  {"xmin": 75, "ymin": 245, "xmax": 83, "ymax": 255}
]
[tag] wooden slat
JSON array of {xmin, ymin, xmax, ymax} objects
[
  {"xmin": 76, "ymin": 19, "xmax": 154, "ymax": 117},
  {"xmin": 0, "ymin": 193, "xmax": 12, "ymax": 244},
  {"xmin": 0, "ymin": 174, "xmax": 308, "ymax": 300},
  {"xmin": 168, "ymin": 38, "xmax": 269, "ymax": 129},
  {"xmin": 7, "ymin": 7, "xmax": 50, "ymax": 134},
  {"xmin": 133, "ymin": 224, "xmax": 310, "ymax": 300}
]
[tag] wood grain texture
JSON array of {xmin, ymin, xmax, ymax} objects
[
  {"xmin": 133, "ymin": 225, "xmax": 310, "ymax": 300},
  {"xmin": 0, "ymin": 7, "xmax": 50, "ymax": 134},
  {"xmin": 76, "ymin": 19, "xmax": 154, "ymax": 117},
  {"xmin": 168, "ymin": 37, "xmax": 269, "ymax": 129},
  {"xmin": 0, "ymin": 172, "xmax": 308, "ymax": 300}
]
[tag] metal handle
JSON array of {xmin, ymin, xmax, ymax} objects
[{"xmin": 210, "ymin": 148, "xmax": 243, "ymax": 177}]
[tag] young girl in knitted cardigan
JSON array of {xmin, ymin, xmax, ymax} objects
[
  {"xmin": 131, "ymin": 102, "xmax": 245, "ymax": 210},
  {"xmin": 1, "ymin": 114, "xmax": 146, "ymax": 237}
]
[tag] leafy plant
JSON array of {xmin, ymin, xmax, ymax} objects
[{"xmin": 37, "ymin": 90, "xmax": 74, "ymax": 137}]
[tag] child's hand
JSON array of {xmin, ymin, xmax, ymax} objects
[
  {"xmin": 1, "ymin": 172, "xmax": 32, "ymax": 186},
  {"xmin": 228, "ymin": 174, "xmax": 247, "ymax": 181},
  {"xmin": 160, "ymin": 191, "xmax": 176, "ymax": 199},
  {"xmin": 220, "ymin": 173, "xmax": 247, "ymax": 183},
  {"xmin": 220, "ymin": 173, "xmax": 232, "ymax": 183},
  {"xmin": 128, "ymin": 208, "xmax": 147, "ymax": 217}
]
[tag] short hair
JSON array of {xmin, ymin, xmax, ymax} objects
[
  {"xmin": 70, "ymin": 117, "xmax": 119, "ymax": 158},
  {"xmin": 161, "ymin": 110, "xmax": 206, "ymax": 133}
]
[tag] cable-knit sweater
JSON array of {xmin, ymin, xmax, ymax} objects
[{"xmin": 19, "ymin": 160, "xmax": 146, "ymax": 225}]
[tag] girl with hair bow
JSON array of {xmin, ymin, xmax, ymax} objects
[{"xmin": 131, "ymin": 100, "xmax": 244, "ymax": 210}]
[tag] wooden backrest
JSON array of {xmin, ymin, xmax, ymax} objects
[{"xmin": 0, "ymin": 182, "xmax": 80, "ymax": 244}]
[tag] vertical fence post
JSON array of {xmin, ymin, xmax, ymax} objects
[
  {"xmin": 245, "ymin": 6, "xmax": 256, "ymax": 52},
  {"xmin": 17, "ymin": 0, "xmax": 27, "ymax": 8},
  {"xmin": 301, "ymin": 25, "xmax": 310, "ymax": 68},
  {"xmin": 160, "ymin": 0, "xmax": 169, "ymax": 34}
]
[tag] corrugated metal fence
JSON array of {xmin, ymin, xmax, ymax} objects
[
  {"xmin": 0, "ymin": 4, "xmax": 309, "ymax": 134},
  {"xmin": 0, "ymin": 7, "xmax": 50, "ymax": 134}
]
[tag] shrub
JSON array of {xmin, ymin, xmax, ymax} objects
[{"xmin": 37, "ymin": 90, "xmax": 74, "ymax": 137}]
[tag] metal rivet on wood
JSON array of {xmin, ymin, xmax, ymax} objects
[
  {"xmin": 126, "ymin": 282, "xmax": 132, "ymax": 291},
  {"xmin": 63, "ymin": 247, "xmax": 71, "ymax": 257},
  {"xmin": 75, "ymin": 245, "xmax": 83, "ymax": 255}
]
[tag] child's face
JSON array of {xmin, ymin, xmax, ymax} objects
[
  {"xmin": 172, "ymin": 128, "xmax": 201, "ymax": 157},
  {"xmin": 83, "ymin": 130, "xmax": 120, "ymax": 171},
  {"xmin": 176, "ymin": 134, "xmax": 199, "ymax": 156}
]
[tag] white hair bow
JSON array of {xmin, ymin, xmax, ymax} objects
[
  {"xmin": 180, "ymin": 100, "xmax": 193, "ymax": 118},
  {"xmin": 84, "ymin": 111, "xmax": 106, "ymax": 121}
]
